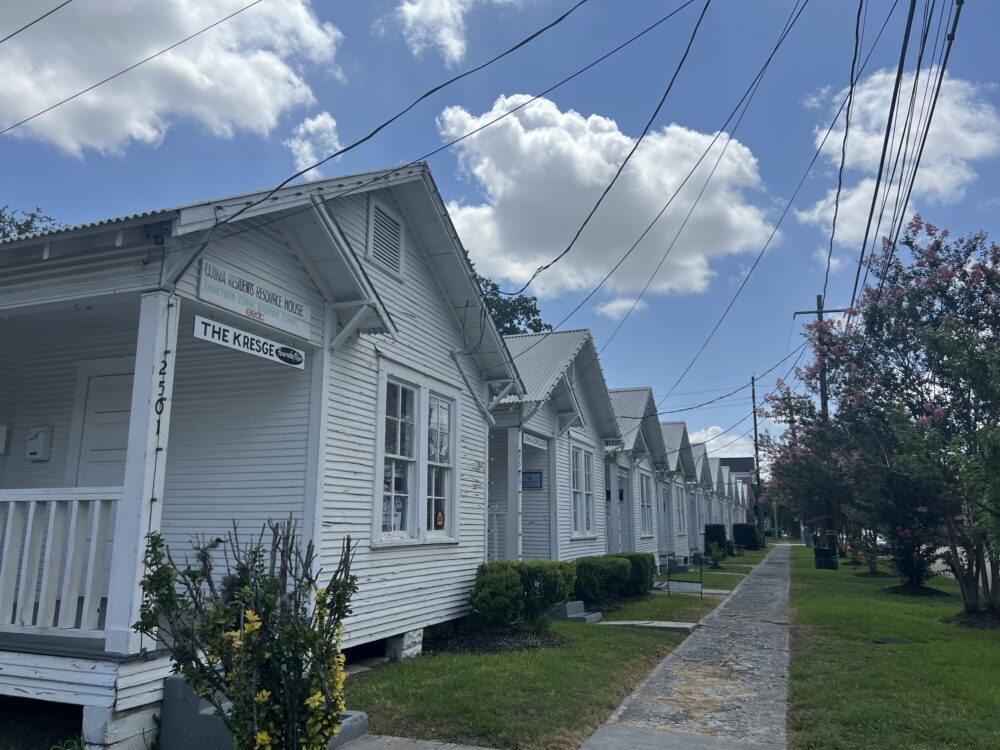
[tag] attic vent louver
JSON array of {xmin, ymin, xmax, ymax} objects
[{"xmin": 370, "ymin": 203, "xmax": 403, "ymax": 272}]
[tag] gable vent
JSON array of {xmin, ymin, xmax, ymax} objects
[{"xmin": 370, "ymin": 204, "xmax": 403, "ymax": 272}]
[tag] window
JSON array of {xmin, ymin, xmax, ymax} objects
[
  {"xmin": 383, "ymin": 381, "xmax": 416, "ymax": 535},
  {"xmin": 426, "ymin": 394, "xmax": 453, "ymax": 533},
  {"xmin": 377, "ymin": 367, "xmax": 459, "ymax": 544},
  {"xmin": 676, "ymin": 485, "xmax": 686, "ymax": 534},
  {"xmin": 571, "ymin": 446, "xmax": 595, "ymax": 535},
  {"xmin": 640, "ymin": 474, "xmax": 653, "ymax": 536},
  {"xmin": 368, "ymin": 199, "xmax": 405, "ymax": 273}
]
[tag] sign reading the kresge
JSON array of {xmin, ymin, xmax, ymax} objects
[
  {"xmin": 199, "ymin": 258, "xmax": 311, "ymax": 337},
  {"xmin": 193, "ymin": 315, "xmax": 305, "ymax": 369}
]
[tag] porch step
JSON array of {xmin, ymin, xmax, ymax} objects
[
  {"xmin": 597, "ymin": 620, "xmax": 697, "ymax": 634},
  {"xmin": 549, "ymin": 600, "xmax": 586, "ymax": 620},
  {"xmin": 566, "ymin": 611, "xmax": 603, "ymax": 624}
]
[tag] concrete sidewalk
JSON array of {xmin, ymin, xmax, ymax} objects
[{"xmin": 581, "ymin": 544, "xmax": 791, "ymax": 750}]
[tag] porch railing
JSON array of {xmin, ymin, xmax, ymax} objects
[{"xmin": 0, "ymin": 488, "xmax": 122, "ymax": 635}]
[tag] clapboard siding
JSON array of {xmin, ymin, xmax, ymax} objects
[
  {"xmin": 557, "ymin": 424, "xmax": 607, "ymax": 562},
  {"xmin": 0, "ymin": 650, "xmax": 118, "ymax": 707},
  {"xmin": 0, "ymin": 244, "xmax": 163, "ymax": 311},
  {"xmin": 487, "ymin": 428, "xmax": 508, "ymax": 561},
  {"xmin": 657, "ymin": 478, "xmax": 675, "ymax": 557},
  {"xmin": 0, "ymin": 317, "xmax": 138, "ymax": 488},
  {"xmin": 173, "ymin": 225, "xmax": 327, "ymax": 347},
  {"xmin": 160, "ymin": 306, "xmax": 312, "ymax": 555},
  {"xmin": 322, "ymin": 189, "xmax": 493, "ymax": 646},
  {"xmin": 521, "ymin": 443, "xmax": 549, "ymax": 559},
  {"xmin": 632, "ymin": 456, "xmax": 658, "ymax": 563}
]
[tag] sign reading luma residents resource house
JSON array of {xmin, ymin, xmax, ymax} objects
[
  {"xmin": 193, "ymin": 315, "xmax": 305, "ymax": 369},
  {"xmin": 199, "ymin": 258, "xmax": 311, "ymax": 337}
]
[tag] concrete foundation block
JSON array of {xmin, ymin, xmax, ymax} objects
[
  {"xmin": 83, "ymin": 704, "xmax": 160, "ymax": 750},
  {"xmin": 385, "ymin": 628, "xmax": 423, "ymax": 661}
]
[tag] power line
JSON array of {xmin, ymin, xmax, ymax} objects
[
  {"xmin": 654, "ymin": 0, "xmax": 901, "ymax": 408},
  {"xmin": 846, "ymin": 0, "xmax": 920, "ymax": 311},
  {"xmin": 1, "ymin": 0, "xmax": 268, "ymax": 136},
  {"xmin": 821, "ymin": 0, "xmax": 865, "ymax": 299},
  {"xmin": 512, "ymin": 0, "xmax": 812, "ymax": 363},
  {"xmin": 0, "ymin": 0, "xmax": 74, "ymax": 46},
  {"xmin": 165, "ymin": 0, "xmax": 706, "ymax": 279},
  {"xmin": 501, "ymin": 0, "xmax": 711, "ymax": 296}
]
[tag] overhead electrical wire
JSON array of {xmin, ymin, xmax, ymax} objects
[
  {"xmin": 821, "ymin": 0, "xmax": 865, "ymax": 300},
  {"xmin": 0, "ymin": 0, "xmax": 75, "ymax": 47},
  {"xmin": 653, "ymin": 0, "xmax": 901, "ymax": 409},
  {"xmin": 845, "ymin": 0, "xmax": 920, "ymax": 312},
  {"xmin": 511, "ymin": 0, "xmax": 813, "ymax": 364},
  {"xmin": 501, "ymin": 0, "xmax": 711, "ymax": 296},
  {"xmin": 165, "ymin": 0, "xmax": 704, "ymax": 279},
  {"xmin": 1, "ymin": 0, "xmax": 268, "ymax": 135}
]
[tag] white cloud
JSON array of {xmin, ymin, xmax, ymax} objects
[
  {"xmin": 812, "ymin": 246, "xmax": 844, "ymax": 273},
  {"xmin": 439, "ymin": 95, "xmax": 775, "ymax": 298},
  {"xmin": 797, "ymin": 68, "xmax": 1000, "ymax": 244},
  {"xmin": 594, "ymin": 297, "xmax": 648, "ymax": 320},
  {"xmin": 284, "ymin": 111, "xmax": 341, "ymax": 178},
  {"xmin": 394, "ymin": 0, "xmax": 519, "ymax": 67},
  {"xmin": 0, "ymin": 0, "xmax": 342, "ymax": 156},
  {"xmin": 689, "ymin": 426, "xmax": 755, "ymax": 458}
]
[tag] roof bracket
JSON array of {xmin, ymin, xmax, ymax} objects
[{"xmin": 329, "ymin": 303, "xmax": 371, "ymax": 350}]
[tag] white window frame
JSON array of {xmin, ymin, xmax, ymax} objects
[
  {"xmin": 675, "ymin": 483, "xmax": 687, "ymax": 536},
  {"xmin": 372, "ymin": 359, "xmax": 461, "ymax": 547},
  {"xmin": 366, "ymin": 196, "xmax": 406, "ymax": 278},
  {"xmin": 640, "ymin": 473, "xmax": 653, "ymax": 537},
  {"xmin": 571, "ymin": 445, "xmax": 596, "ymax": 538}
]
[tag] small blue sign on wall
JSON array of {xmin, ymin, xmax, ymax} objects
[{"xmin": 522, "ymin": 471, "xmax": 543, "ymax": 490}]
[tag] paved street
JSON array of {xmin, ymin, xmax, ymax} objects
[{"xmin": 582, "ymin": 544, "xmax": 791, "ymax": 750}]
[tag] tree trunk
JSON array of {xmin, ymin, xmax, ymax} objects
[{"xmin": 945, "ymin": 519, "xmax": 980, "ymax": 613}]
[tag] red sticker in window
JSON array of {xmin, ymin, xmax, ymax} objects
[{"xmin": 435, "ymin": 509, "xmax": 445, "ymax": 530}]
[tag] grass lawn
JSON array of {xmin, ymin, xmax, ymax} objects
[
  {"xmin": 346, "ymin": 620, "xmax": 681, "ymax": 749},
  {"xmin": 788, "ymin": 545, "xmax": 1000, "ymax": 749},
  {"xmin": 656, "ymin": 569, "xmax": 747, "ymax": 590},
  {"xmin": 0, "ymin": 697, "xmax": 82, "ymax": 750},
  {"xmin": 603, "ymin": 592, "xmax": 718, "ymax": 623}
]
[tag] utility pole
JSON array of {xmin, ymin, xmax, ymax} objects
[
  {"xmin": 751, "ymin": 375, "xmax": 764, "ymax": 537},
  {"xmin": 793, "ymin": 295, "xmax": 848, "ymax": 560}
]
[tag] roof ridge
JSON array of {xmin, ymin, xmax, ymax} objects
[{"xmin": 503, "ymin": 328, "xmax": 590, "ymax": 339}]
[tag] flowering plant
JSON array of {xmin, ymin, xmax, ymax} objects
[{"xmin": 136, "ymin": 519, "xmax": 356, "ymax": 750}]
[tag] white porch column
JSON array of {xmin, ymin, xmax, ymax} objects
[
  {"xmin": 506, "ymin": 426, "xmax": 522, "ymax": 560},
  {"xmin": 607, "ymin": 461, "xmax": 620, "ymax": 553},
  {"xmin": 105, "ymin": 292, "xmax": 179, "ymax": 654},
  {"xmin": 548, "ymin": 436, "xmax": 559, "ymax": 560}
]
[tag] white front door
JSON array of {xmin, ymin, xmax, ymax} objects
[{"xmin": 76, "ymin": 373, "xmax": 133, "ymax": 487}]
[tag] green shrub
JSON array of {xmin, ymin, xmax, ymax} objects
[
  {"xmin": 733, "ymin": 523, "xmax": 761, "ymax": 551},
  {"xmin": 573, "ymin": 556, "xmax": 631, "ymax": 604},
  {"xmin": 470, "ymin": 560, "xmax": 576, "ymax": 630},
  {"xmin": 725, "ymin": 539, "xmax": 736, "ymax": 557},
  {"xmin": 608, "ymin": 552, "xmax": 657, "ymax": 597},
  {"xmin": 708, "ymin": 542, "xmax": 724, "ymax": 569},
  {"xmin": 704, "ymin": 524, "xmax": 727, "ymax": 556}
]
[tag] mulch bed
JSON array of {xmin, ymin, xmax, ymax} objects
[
  {"xmin": 943, "ymin": 610, "xmax": 1000, "ymax": 630},
  {"xmin": 423, "ymin": 626, "xmax": 568, "ymax": 654}
]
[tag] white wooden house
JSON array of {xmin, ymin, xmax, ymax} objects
[
  {"xmin": 708, "ymin": 457, "xmax": 725, "ymax": 527},
  {"xmin": 0, "ymin": 164, "xmax": 521, "ymax": 748},
  {"xmin": 486, "ymin": 329, "xmax": 620, "ymax": 562},
  {"xmin": 658, "ymin": 421, "xmax": 697, "ymax": 564},
  {"xmin": 720, "ymin": 464, "xmax": 735, "ymax": 538},
  {"xmin": 691, "ymin": 442, "xmax": 714, "ymax": 555},
  {"xmin": 606, "ymin": 388, "xmax": 667, "ymax": 564}
]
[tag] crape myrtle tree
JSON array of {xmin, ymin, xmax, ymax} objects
[{"xmin": 805, "ymin": 217, "xmax": 1000, "ymax": 610}]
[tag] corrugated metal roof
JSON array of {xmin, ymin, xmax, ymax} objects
[
  {"xmin": 709, "ymin": 457, "xmax": 722, "ymax": 490},
  {"xmin": 721, "ymin": 465, "xmax": 732, "ymax": 497},
  {"xmin": 720, "ymin": 456, "xmax": 755, "ymax": 474},
  {"xmin": 660, "ymin": 421, "xmax": 686, "ymax": 472},
  {"xmin": 0, "ymin": 209, "xmax": 173, "ymax": 245},
  {"xmin": 609, "ymin": 387, "xmax": 668, "ymax": 462},
  {"xmin": 692, "ymin": 443, "xmax": 713, "ymax": 487},
  {"xmin": 503, "ymin": 329, "xmax": 590, "ymax": 403}
]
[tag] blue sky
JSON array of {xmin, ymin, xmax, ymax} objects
[{"xmin": 3, "ymin": 0, "xmax": 999, "ymax": 455}]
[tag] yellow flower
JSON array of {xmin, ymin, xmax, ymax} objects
[
  {"xmin": 304, "ymin": 691, "xmax": 325, "ymax": 710},
  {"xmin": 254, "ymin": 689, "xmax": 271, "ymax": 704},
  {"xmin": 314, "ymin": 587, "xmax": 326, "ymax": 601},
  {"xmin": 223, "ymin": 630, "xmax": 242, "ymax": 646},
  {"xmin": 244, "ymin": 610, "xmax": 262, "ymax": 634},
  {"xmin": 254, "ymin": 730, "xmax": 271, "ymax": 749}
]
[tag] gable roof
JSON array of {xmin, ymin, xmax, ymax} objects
[
  {"xmin": 720, "ymin": 456, "xmax": 756, "ymax": 475},
  {"xmin": 1, "ymin": 163, "xmax": 522, "ymax": 385},
  {"xmin": 721, "ymin": 465, "xmax": 732, "ymax": 499},
  {"xmin": 691, "ymin": 443, "xmax": 714, "ymax": 487},
  {"xmin": 660, "ymin": 421, "xmax": 697, "ymax": 479},
  {"xmin": 502, "ymin": 329, "xmax": 619, "ymax": 441},
  {"xmin": 608, "ymin": 387, "xmax": 668, "ymax": 464},
  {"xmin": 709, "ymin": 457, "xmax": 723, "ymax": 493}
]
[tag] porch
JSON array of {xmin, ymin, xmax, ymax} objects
[{"xmin": 0, "ymin": 291, "xmax": 315, "ymax": 660}]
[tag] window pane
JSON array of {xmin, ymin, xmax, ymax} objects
[
  {"xmin": 386, "ymin": 382, "xmax": 399, "ymax": 419},
  {"xmin": 437, "ymin": 430, "xmax": 450, "ymax": 463},
  {"xmin": 399, "ymin": 418, "xmax": 414, "ymax": 458},
  {"xmin": 428, "ymin": 426, "xmax": 439, "ymax": 463},
  {"xmin": 584, "ymin": 453, "xmax": 593, "ymax": 492},
  {"xmin": 427, "ymin": 466, "xmax": 448, "ymax": 531}
]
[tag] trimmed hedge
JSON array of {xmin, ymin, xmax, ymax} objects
[
  {"xmin": 608, "ymin": 552, "xmax": 657, "ymax": 597},
  {"xmin": 733, "ymin": 523, "xmax": 762, "ymax": 551},
  {"xmin": 470, "ymin": 560, "xmax": 576, "ymax": 630},
  {"xmin": 572, "ymin": 556, "xmax": 631, "ymax": 604},
  {"xmin": 704, "ymin": 524, "xmax": 728, "ymax": 556}
]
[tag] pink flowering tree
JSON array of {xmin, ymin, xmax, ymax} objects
[{"xmin": 805, "ymin": 217, "xmax": 1000, "ymax": 611}]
